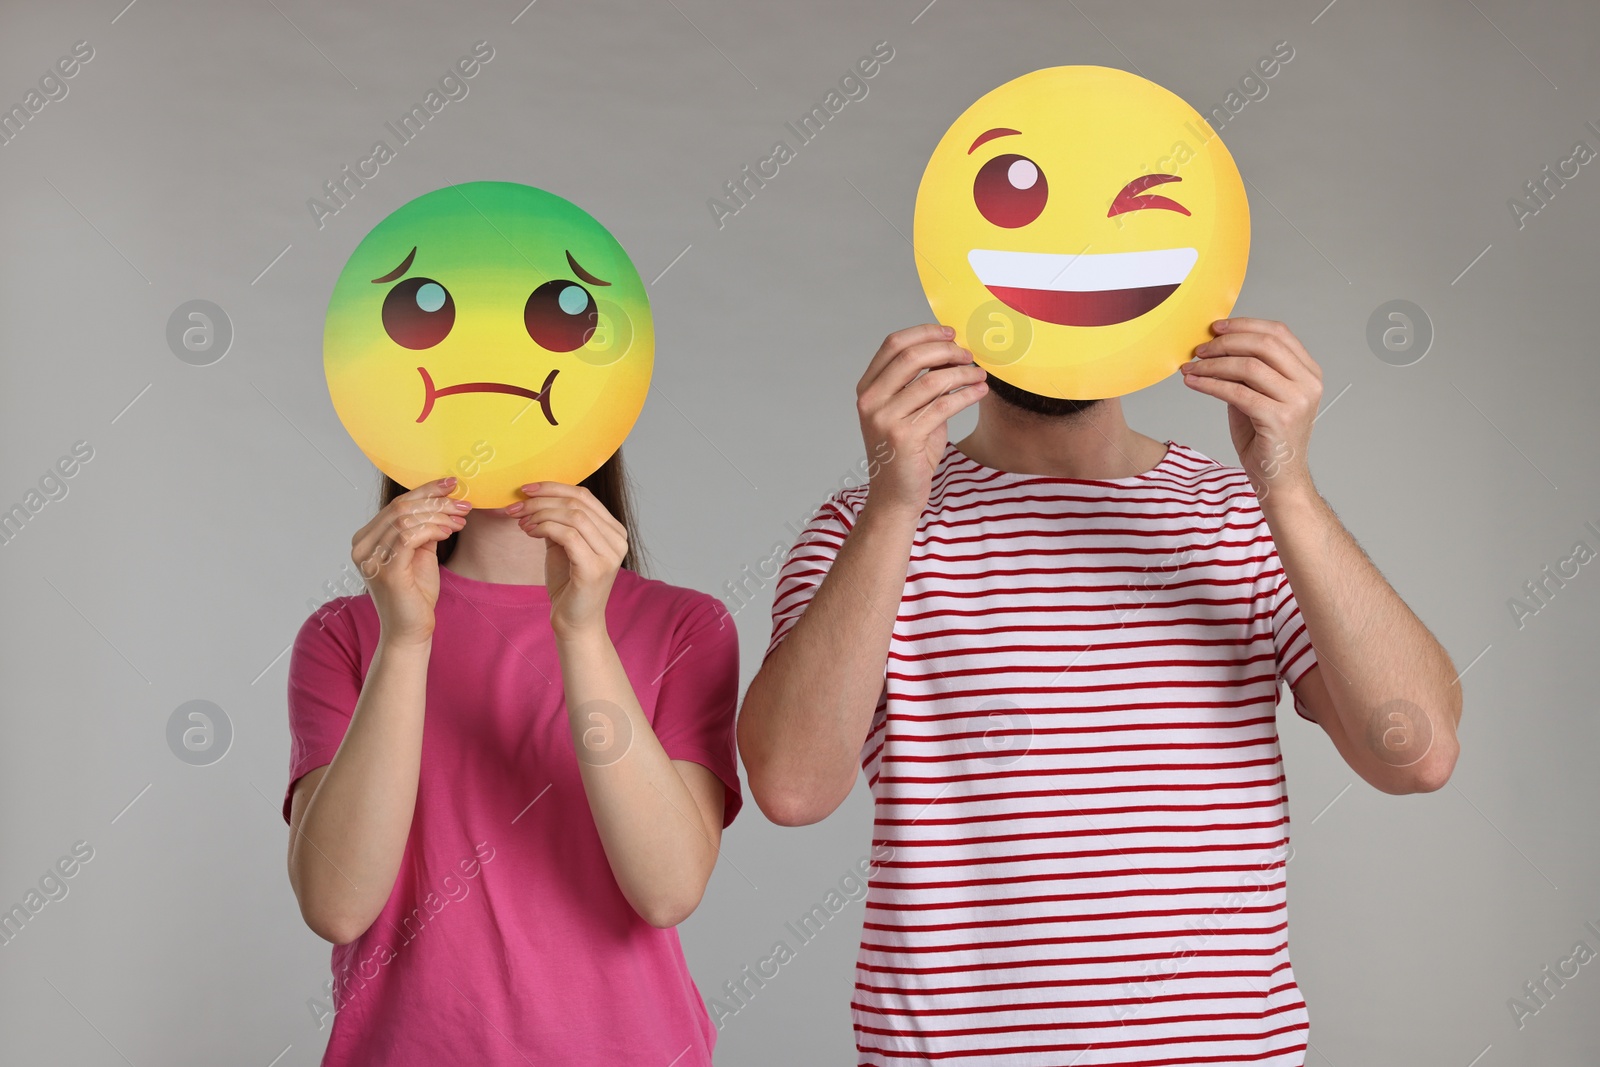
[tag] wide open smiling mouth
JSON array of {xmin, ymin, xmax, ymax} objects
[
  {"xmin": 416, "ymin": 366, "xmax": 559, "ymax": 425},
  {"xmin": 968, "ymin": 247, "xmax": 1199, "ymax": 327}
]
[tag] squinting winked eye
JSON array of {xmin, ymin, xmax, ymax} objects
[
  {"xmin": 382, "ymin": 277, "xmax": 455, "ymax": 349},
  {"xmin": 524, "ymin": 280, "xmax": 597, "ymax": 353},
  {"xmin": 973, "ymin": 153, "xmax": 1048, "ymax": 228},
  {"xmin": 1108, "ymin": 173, "xmax": 1190, "ymax": 217}
]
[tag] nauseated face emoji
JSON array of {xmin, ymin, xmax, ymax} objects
[
  {"xmin": 914, "ymin": 66, "xmax": 1250, "ymax": 400},
  {"xmin": 323, "ymin": 181, "xmax": 654, "ymax": 508}
]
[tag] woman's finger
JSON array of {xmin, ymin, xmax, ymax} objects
[
  {"xmin": 514, "ymin": 483, "xmax": 626, "ymax": 541},
  {"xmin": 353, "ymin": 478, "xmax": 468, "ymax": 563},
  {"xmin": 366, "ymin": 517, "xmax": 459, "ymax": 578},
  {"xmin": 519, "ymin": 504, "xmax": 620, "ymax": 564},
  {"xmin": 524, "ymin": 519, "xmax": 603, "ymax": 578}
]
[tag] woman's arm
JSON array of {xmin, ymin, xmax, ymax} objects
[
  {"xmin": 558, "ymin": 633, "xmax": 725, "ymax": 928},
  {"xmin": 288, "ymin": 636, "xmax": 433, "ymax": 944},
  {"xmin": 287, "ymin": 479, "xmax": 468, "ymax": 944},
  {"xmin": 509, "ymin": 482, "xmax": 726, "ymax": 928}
]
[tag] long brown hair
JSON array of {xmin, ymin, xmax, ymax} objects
[{"xmin": 379, "ymin": 450, "xmax": 647, "ymax": 574}]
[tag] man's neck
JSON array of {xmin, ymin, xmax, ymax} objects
[{"xmin": 954, "ymin": 393, "xmax": 1169, "ymax": 480}]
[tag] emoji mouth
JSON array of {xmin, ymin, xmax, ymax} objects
[
  {"xmin": 416, "ymin": 366, "xmax": 559, "ymax": 425},
  {"xmin": 968, "ymin": 247, "xmax": 1198, "ymax": 327}
]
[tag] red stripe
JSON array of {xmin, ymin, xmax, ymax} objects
[
  {"xmin": 861, "ymin": 921, "xmax": 1288, "ymax": 957},
  {"xmin": 879, "ymin": 754, "xmax": 1285, "ymax": 786},
  {"xmin": 856, "ymin": 940, "xmax": 1293, "ymax": 977},
  {"xmin": 853, "ymin": 980, "xmax": 1300, "ymax": 1014},
  {"xmin": 863, "ymin": 882, "xmax": 1287, "ymax": 915},
  {"xmin": 857, "ymin": 1037, "xmax": 1307, "ymax": 1065},
  {"xmin": 886, "ymin": 715, "xmax": 1279, "ymax": 739},
  {"xmin": 882, "ymin": 678, "xmax": 1282, "ymax": 703},
  {"xmin": 875, "ymin": 793, "xmax": 1283, "ymax": 827},
  {"xmin": 865, "ymin": 902, "xmax": 1285, "ymax": 934},
  {"xmin": 855, "ymin": 1000, "xmax": 1306, "ymax": 1039},
  {"xmin": 884, "ymin": 738, "xmax": 1280, "ymax": 764},
  {"xmin": 854, "ymin": 960, "xmax": 1295, "ymax": 998},
  {"xmin": 869, "ymin": 856, "xmax": 1289, "ymax": 893},
  {"xmin": 878, "ymin": 816, "xmax": 1289, "ymax": 850}
]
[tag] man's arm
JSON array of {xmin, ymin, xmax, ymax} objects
[
  {"xmin": 737, "ymin": 325, "xmax": 988, "ymax": 826},
  {"xmin": 738, "ymin": 500, "xmax": 918, "ymax": 825},
  {"xmin": 1180, "ymin": 316, "xmax": 1461, "ymax": 794},
  {"xmin": 1269, "ymin": 493, "xmax": 1461, "ymax": 794}
]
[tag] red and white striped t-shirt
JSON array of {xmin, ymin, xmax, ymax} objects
[{"xmin": 765, "ymin": 440, "xmax": 1319, "ymax": 1067}]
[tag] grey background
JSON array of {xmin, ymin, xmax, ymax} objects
[{"xmin": 1, "ymin": 0, "xmax": 1597, "ymax": 1063}]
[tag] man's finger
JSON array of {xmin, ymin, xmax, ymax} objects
[
  {"xmin": 907, "ymin": 378, "xmax": 988, "ymax": 431},
  {"xmin": 859, "ymin": 324, "xmax": 955, "ymax": 395},
  {"xmin": 883, "ymin": 363, "xmax": 989, "ymax": 421},
  {"xmin": 861, "ymin": 341, "xmax": 974, "ymax": 411},
  {"xmin": 1183, "ymin": 354, "xmax": 1295, "ymax": 403},
  {"xmin": 1213, "ymin": 318, "xmax": 1320, "ymax": 379},
  {"xmin": 1197, "ymin": 331, "xmax": 1303, "ymax": 386},
  {"xmin": 1181, "ymin": 368, "xmax": 1275, "ymax": 421}
]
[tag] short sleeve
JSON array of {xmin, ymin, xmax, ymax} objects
[
  {"xmin": 764, "ymin": 495, "xmax": 859, "ymax": 659},
  {"xmin": 282, "ymin": 599, "xmax": 366, "ymax": 822},
  {"xmin": 650, "ymin": 595, "xmax": 744, "ymax": 828},
  {"xmin": 1260, "ymin": 538, "xmax": 1319, "ymax": 722}
]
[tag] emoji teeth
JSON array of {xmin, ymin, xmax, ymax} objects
[
  {"xmin": 968, "ymin": 247, "xmax": 1199, "ymax": 326},
  {"xmin": 981, "ymin": 280, "xmax": 1182, "ymax": 328},
  {"xmin": 967, "ymin": 247, "xmax": 1197, "ymax": 292}
]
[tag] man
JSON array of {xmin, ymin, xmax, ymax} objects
[{"xmin": 737, "ymin": 319, "xmax": 1461, "ymax": 1065}]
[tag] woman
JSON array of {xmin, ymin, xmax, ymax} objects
[{"xmin": 282, "ymin": 453, "xmax": 741, "ymax": 1065}]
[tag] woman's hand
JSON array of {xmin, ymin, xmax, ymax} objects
[
  {"xmin": 506, "ymin": 483, "xmax": 626, "ymax": 640},
  {"xmin": 351, "ymin": 477, "xmax": 471, "ymax": 646}
]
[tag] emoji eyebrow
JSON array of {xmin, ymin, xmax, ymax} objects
[
  {"xmin": 968, "ymin": 128, "xmax": 1021, "ymax": 154},
  {"xmin": 565, "ymin": 250, "xmax": 610, "ymax": 287},
  {"xmin": 371, "ymin": 247, "xmax": 417, "ymax": 284}
]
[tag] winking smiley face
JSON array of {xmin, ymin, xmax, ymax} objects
[{"xmin": 913, "ymin": 66, "xmax": 1251, "ymax": 400}]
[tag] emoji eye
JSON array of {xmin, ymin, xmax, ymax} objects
[
  {"xmin": 1108, "ymin": 174, "xmax": 1191, "ymax": 217},
  {"xmin": 524, "ymin": 280, "xmax": 597, "ymax": 353},
  {"xmin": 382, "ymin": 277, "xmax": 455, "ymax": 350},
  {"xmin": 973, "ymin": 153, "xmax": 1048, "ymax": 228}
]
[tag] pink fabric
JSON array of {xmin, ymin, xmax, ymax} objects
[{"xmin": 283, "ymin": 566, "xmax": 742, "ymax": 1066}]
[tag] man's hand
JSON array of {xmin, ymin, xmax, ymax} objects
[
  {"xmin": 856, "ymin": 324, "xmax": 988, "ymax": 515},
  {"xmin": 1183, "ymin": 316, "xmax": 1461, "ymax": 793},
  {"xmin": 1180, "ymin": 317, "xmax": 1323, "ymax": 501}
]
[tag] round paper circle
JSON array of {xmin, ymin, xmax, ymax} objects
[
  {"xmin": 913, "ymin": 66, "xmax": 1250, "ymax": 401},
  {"xmin": 323, "ymin": 182, "xmax": 654, "ymax": 508}
]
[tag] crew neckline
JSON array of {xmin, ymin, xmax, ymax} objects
[
  {"xmin": 946, "ymin": 439, "xmax": 1183, "ymax": 486},
  {"xmin": 438, "ymin": 565, "xmax": 552, "ymax": 606}
]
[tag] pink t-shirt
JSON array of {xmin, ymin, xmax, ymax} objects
[{"xmin": 283, "ymin": 565, "xmax": 742, "ymax": 1066}]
